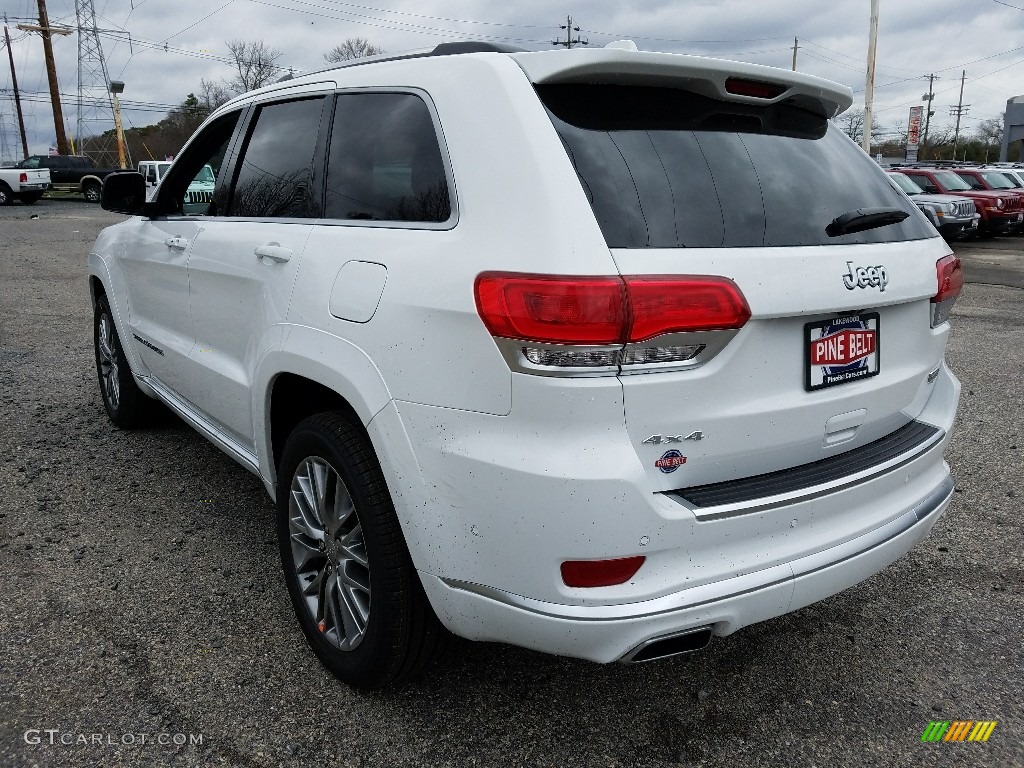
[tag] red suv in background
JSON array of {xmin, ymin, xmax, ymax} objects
[
  {"xmin": 952, "ymin": 168, "xmax": 1024, "ymax": 232},
  {"xmin": 899, "ymin": 167, "xmax": 1022, "ymax": 236}
]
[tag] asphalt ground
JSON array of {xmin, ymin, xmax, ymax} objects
[{"xmin": 0, "ymin": 198, "xmax": 1021, "ymax": 768}]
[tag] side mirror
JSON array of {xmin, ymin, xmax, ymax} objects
[{"xmin": 101, "ymin": 172, "xmax": 147, "ymax": 215}]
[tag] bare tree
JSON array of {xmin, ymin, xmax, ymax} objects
[
  {"xmin": 226, "ymin": 39, "xmax": 284, "ymax": 93},
  {"xmin": 974, "ymin": 115, "xmax": 1004, "ymax": 145},
  {"xmin": 324, "ymin": 37, "xmax": 384, "ymax": 63},
  {"xmin": 199, "ymin": 78, "xmax": 232, "ymax": 113},
  {"xmin": 835, "ymin": 108, "xmax": 883, "ymax": 146}
]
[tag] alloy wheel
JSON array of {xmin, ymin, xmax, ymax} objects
[
  {"xmin": 288, "ymin": 456, "xmax": 370, "ymax": 651},
  {"xmin": 97, "ymin": 312, "xmax": 120, "ymax": 411}
]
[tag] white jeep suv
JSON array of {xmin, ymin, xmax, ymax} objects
[{"xmin": 90, "ymin": 42, "xmax": 962, "ymax": 688}]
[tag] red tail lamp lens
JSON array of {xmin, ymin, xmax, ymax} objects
[
  {"xmin": 933, "ymin": 254, "xmax": 963, "ymax": 304},
  {"xmin": 724, "ymin": 77, "xmax": 787, "ymax": 99},
  {"xmin": 625, "ymin": 276, "xmax": 751, "ymax": 341},
  {"xmin": 561, "ymin": 556, "xmax": 645, "ymax": 588},
  {"xmin": 475, "ymin": 273, "xmax": 750, "ymax": 345},
  {"xmin": 474, "ymin": 273, "xmax": 626, "ymax": 345}
]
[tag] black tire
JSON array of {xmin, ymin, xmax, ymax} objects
[
  {"xmin": 94, "ymin": 294, "xmax": 154, "ymax": 428},
  {"xmin": 277, "ymin": 412, "xmax": 447, "ymax": 689},
  {"xmin": 83, "ymin": 181, "xmax": 102, "ymax": 203},
  {"xmin": 20, "ymin": 192, "xmax": 42, "ymax": 205},
  {"xmin": 0, "ymin": 184, "xmax": 11, "ymax": 206}
]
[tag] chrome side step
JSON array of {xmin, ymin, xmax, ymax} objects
[{"xmin": 137, "ymin": 374, "xmax": 261, "ymax": 477}]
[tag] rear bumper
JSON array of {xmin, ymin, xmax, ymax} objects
[{"xmin": 420, "ymin": 473, "xmax": 954, "ymax": 663}]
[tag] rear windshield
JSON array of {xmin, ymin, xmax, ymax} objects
[{"xmin": 539, "ymin": 84, "xmax": 934, "ymax": 248}]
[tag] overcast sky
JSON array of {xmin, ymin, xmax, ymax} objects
[{"xmin": 2, "ymin": 0, "xmax": 1024, "ymax": 159}]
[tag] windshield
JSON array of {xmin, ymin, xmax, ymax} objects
[
  {"xmin": 889, "ymin": 172, "xmax": 923, "ymax": 195},
  {"xmin": 933, "ymin": 171, "xmax": 972, "ymax": 191},
  {"xmin": 979, "ymin": 171, "xmax": 1015, "ymax": 189},
  {"xmin": 540, "ymin": 84, "xmax": 932, "ymax": 247},
  {"xmin": 1000, "ymin": 172, "xmax": 1024, "ymax": 188},
  {"xmin": 193, "ymin": 165, "xmax": 215, "ymax": 184}
]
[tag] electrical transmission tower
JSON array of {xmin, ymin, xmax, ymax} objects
[{"xmin": 75, "ymin": 0, "xmax": 125, "ymax": 165}]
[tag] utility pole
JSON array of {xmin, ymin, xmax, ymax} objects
[
  {"xmin": 18, "ymin": 0, "xmax": 71, "ymax": 155},
  {"xmin": 950, "ymin": 70, "xmax": 969, "ymax": 161},
  {"xmin": 553, "ymin": 15, "xmax": 587, "ymax": 49},
  {"xmin": 862, "ymin": 0, "xmax": 880, "ymax": 154},
  {"xmin": 920, "ymin": 73, "xmax": 937, "ymax": 161},
  {"xmin": 4, "ymin": 20, "xmax": 30, "ymax": 159},
  {"xmin": 791, "ymin": 37, "xmax": 799, "ymax": 71}
]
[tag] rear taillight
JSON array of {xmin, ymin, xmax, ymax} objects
[
  {"xmin": 625, "ymin": 276, "xmax": 751, "ymax": 341},
  {"xmin": 19, "ymin": 173, "xmax": 28, "ymax": 183},
  {"xmin": 931, "ymin": 254, "xmax": 963, "ymax": 327},
  {"xmin": 473, "ymin": 274, "xmax": 626, "ymax": 345},
  {"xmin": 474, "ymin": 273, "xmax": 750, "ymax": 373},
  {"xmin": 561, "ymin": 556, "xmax": 645, "ymax": 588}
]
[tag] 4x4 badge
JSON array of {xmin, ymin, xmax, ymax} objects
[
  {"xmin": 642, "ymin": 434, "xmax": 683, "ymax": 444},
  {"xmin": 842, "ymin": 261, "xmax": 888, "ymax": 292}
]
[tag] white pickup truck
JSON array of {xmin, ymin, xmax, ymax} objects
[{"xmin": 0, "ymin": 166, "xmax": 51, "ymax": 205}]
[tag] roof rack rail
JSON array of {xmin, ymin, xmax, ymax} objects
[{"xmin": 298, "ymin": 40, "xmax": 529, "ymax": 79}]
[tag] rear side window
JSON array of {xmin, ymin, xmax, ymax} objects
[
  {"xmin": 230, "ymin": 97, "xmax": 326, "ymax": 218},
  {"xmin": 540, "ymin": 84, "xmax": 933, "ymax": 248},
  {"xmin": 325, "ymin": 93, "xmax": 451, "ymax": 223}
]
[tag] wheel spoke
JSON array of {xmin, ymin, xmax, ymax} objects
[
  {"xmin": 339, "ymin": 524, "xmax": 369, "ymax": 569},
  {"xmin": 338, "ymin": 576, "xmax": 369, "ymax": 642},
  {"xmin": 290, "ymin": 489, "xmax": 325, "ymax": 541}
]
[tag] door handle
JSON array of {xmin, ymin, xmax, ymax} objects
[
  {"xmin": 164, "ymin": 237, "xmax": 188, "ymax": 251},
  {"xmin": 255, "ymin": 244, "xmax": 293, "ymax": 263}
]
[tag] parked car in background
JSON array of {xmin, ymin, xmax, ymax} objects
[
  {"xmin": 9, "ymin": 154, "xmax": 118, "ymax": 202},
  {"xmin": 91, "ymin": 42, "xmax": 961, "ymax": 689},
  {"xmin": 986, "ymin": 167, "xmax": 1024, "ymax": 190},
  {"xmin": 898, "ymin": 167, "xmax": 1022, "ymax": 236},
  {"xmin": 952, "ymin": 168, "xmax": 1024, "ymax": 233},
  {"xmin": 138, "ymin": 160, "xmax": 216, "ymax": 214},
  {"xmin": 0, "ymin": 165, "xmax": 50, "ymax": 205},
  {"xmin": 887, "ymin": 171, "xmax": 979, "ymax": 241},
  {"xmin": 138, "ymin": 160, "xmax": 171, "ymax": 190}
]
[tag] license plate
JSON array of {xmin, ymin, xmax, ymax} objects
[{"xmin": 804, "ymin": 312, "xmax": 880, "ymax": 391}]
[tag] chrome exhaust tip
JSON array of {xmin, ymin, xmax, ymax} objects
[{"xmin": 619, "ymin": 626, "xmax": 713, "ymax": 664}]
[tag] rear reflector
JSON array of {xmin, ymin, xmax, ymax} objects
[
  {"xmin": 561, "ymin": 556, "xmax": 645, "ymax": 588},
  {"xmin": 19, "ymin": 173, "xmax": 28, "ymax": 183},
  {"xmin": 931, "ymin": 254, "xmax": 963, "ymax": 327},
  {"xmin": 724, "ymin": 77, "xmax": 788, "ymax": 100},
  {"xmin": 474, "ymin": 273, "xmax": 750, "ymax": 346}
]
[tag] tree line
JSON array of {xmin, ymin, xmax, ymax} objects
[
  {"xmin": 78, "ymin": 37, "xmax": 384, "ymax": 165},
  {"xmin": 836, "ymin": 108, "xmax": 1018, "ymax": 163}
]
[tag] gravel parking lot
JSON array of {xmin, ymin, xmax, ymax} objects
[{"xmin": 1, "ymin": 198, "xmax": 1021, "ymax": 768}]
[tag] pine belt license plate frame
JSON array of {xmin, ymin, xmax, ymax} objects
[{"xmin": 804, "ymin": 312, "xmax": 880, "ymax": 392}]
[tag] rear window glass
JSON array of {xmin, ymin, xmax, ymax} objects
[{"xmin": 539, "ymin": 84, "xmax": 934, "ymax": 248}]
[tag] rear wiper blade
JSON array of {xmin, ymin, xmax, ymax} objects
[{"xmin": 826, "ymin": 207, "xmax": 909, "ymax": 237}]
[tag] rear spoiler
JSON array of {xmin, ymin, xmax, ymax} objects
[{"xmin": 510, "ymin": 48, "xmax": 853, "ymax": 119}]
